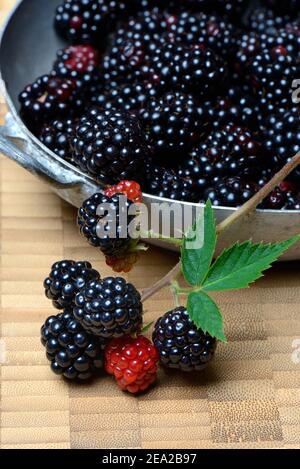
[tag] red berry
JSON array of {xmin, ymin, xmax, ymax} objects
[
  {"xmin": 105, "ymin": 253, "xmax": 140, "ymax": 273},
  {"xmin": 64, "ymin": 45, "xmax": 99, "ymax": 73},
  {"xmin": 105, "ymin": 335, "xmax": 159, "ymax": 394},
  {"xmin": 105, "ymin": 180, "xmax": 143, "ymax": 203}
]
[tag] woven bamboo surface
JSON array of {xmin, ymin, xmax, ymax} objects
[{"xmin": 1, "ymin": 0, "xmax": 300, "ymax": 449}]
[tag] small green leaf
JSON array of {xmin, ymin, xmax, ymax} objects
[
  {"xmin": 187, "ymin": 290, "xmax": 226, "ymax": 342},
  {"xmin": 203, "ymin": 235, "xmax": 300, "ymax": 292},
  {"xmin": 181, "ymin": 200, "xmax": 216, "ymax": 287}
]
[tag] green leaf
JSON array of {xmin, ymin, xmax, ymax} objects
[
  {"xmin": 187, "ymin": 291, "xmax": 226, "ymax": 342},
  {"xmin": 181, "ymin": 200, "xmax": 216, "ymax": 287},
  {"xmin": 202, "ymin": 235, "xmax": 300, "ymax": 292}
]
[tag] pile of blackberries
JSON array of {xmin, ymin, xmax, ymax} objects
[
  {"xmin": 42, "ymin": 260, "xmax": 217, "ymax": 391},
  {"xmin": 19, "ymin": 0, "xmax": 300, "ymax": 209}
]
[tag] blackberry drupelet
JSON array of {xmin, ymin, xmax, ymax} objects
[
  {"xmin": 77, "ymin": 192, "xmax": 136, "ymax": 258},
  {"xmin": 145, "ymin": 163, "xmax": 198, "ymax": 202},
  {"xmin": 153, "ymin": 306, "xmax": 217, "ymax": 372},
  {"xmin": 73, "ymin": 277, "xmax": 143, "ymax": 338},
  {"xmin": 55, "ymin": 0, "xmax": 127, "ymax": 44},
  {"xmin": 39, "ymin": 118, "xmax": 77, "ymax": 163},
  {"xmin": 151, "ymin": 43, "xmax": 226, "ymax": 95},
  {"xmin": 72, "ymin": 107, "xmax": 149, "ymax": 184},
  {"xmin": 44, "ymin": 260, "xmax": 100, "ymax": 309},
  {"xmin": 19, "ymin": 75, "xmax": 82, "ymax": 132},
  {"xmin": 140, "ymin": 91, "xmax": 207, "ymax": 160},
  {"xmin": 41, "ymin": 309, "xmax": 105, "ymax": 380}
]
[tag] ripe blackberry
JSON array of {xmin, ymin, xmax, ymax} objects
[
  {"xmin": 77, "ymin": 192, "xmax": 137, "ymax": 259},
  {"xmin": 72, "ymin": 107, "xmax": 149, "ymax": 184},
  {"xmin": 44, "ymin": 260, "xmax": 100, "ymax": 310},
  {"xmin": 145, "ymin": 163, "xmax": 198, "ymax": 202},
  {"xmin": 73, "ymin": 277, "xmax": 143, "ymax": 338},
  {"xmin": 153, "ymin": 307, "xmax": 217, "ymax": 372},
  {"xmin": 91, "ymin": 81, "xmax": 159, "ymax": 112},
  {"xmin": 168, "ymin": 12, "xmax": 237, "ymax": 61},
  {"xmin": 101, "ymin": 8, "xmax": 168, "ymax": 85},
  {"xmin": 140, "ymin": 91, "xmax": 207, "ymax": 161},
  {"xmin": 249, "ymin": 45, "xmax": 298, "ymax": 106},
  {"xmin": 19, "ymin": 75, "xmax": 82, "ymax": 132},
  {"xmin": 39, "ymin": 117, "xmax": 77, "ymax": 163},
  {"xmin": 262, "ymin": 106, "xmax": 300, "ymax": 178},
  {"xmin": 55, "ymin": 0, "xmax": 127, "ymax": 44},
  {"xmin": 41, "ymin": 310, "xmax": 105, "ymax": 380},
  {"xmin": 247, "ymin": 8, "xmax": 294, "ymax": 34},
  {"xmin": 189, "ymin": 124, "xmax": 263, "ymax": 192},
  {"xmin": 151, "ymin": 43, "xmax": 226, "ymax": 96},
  {"xmin": 105, "ymin": 335, "xmax": 159, "ymax": 393},
  {"xmin": 204, "ymin": 176, "xmax": 258, "ymax": 207}
]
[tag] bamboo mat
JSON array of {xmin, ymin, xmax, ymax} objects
[{"xmin": 1, "ymin": 0, "xmax": 300, "ymax": 450}]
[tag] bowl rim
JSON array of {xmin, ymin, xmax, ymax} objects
[{"xmin": 0, "ymin": 0, "xmax": 300, "ymax": 215}]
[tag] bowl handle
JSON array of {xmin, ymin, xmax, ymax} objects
[{"xmin": 0, "ymin": 112, "xmax": 89, "ymax": 188}]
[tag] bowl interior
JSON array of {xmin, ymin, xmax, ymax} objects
[{"xmin": 0, "ymin": 0, "xmax": 64, "ymax": 110}]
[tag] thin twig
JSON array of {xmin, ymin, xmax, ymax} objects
[{"xmin": 141, "ymin": 151, "xmax": 300, "ymax": 303}]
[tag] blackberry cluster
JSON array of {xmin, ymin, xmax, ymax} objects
[
  {"xmin": 77, "ymin": 192, "xmax": 136, "ymax": 257},
  {"xmin": 153, "ymin": 307, "xmax": 217, "ymax": 372},
  {"xmin": 72, "ymin": 107, "xmax": 149, "ymax": 184},
  {"xmin": 44, "ymin": 260, "xmax": 100, "ymax": 309},
  {"xmin": 18, "ymin": 1, "xmax": 300, "ymax": 210},
  {"xmin": 73, "ymin": 277, "xmax": 143, "ymax": 338},
  {"xmin": 41, "ymin": 310, "xmax": 105, "ymax": 380}
]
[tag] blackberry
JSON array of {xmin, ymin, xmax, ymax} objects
[
  {"xmin": 55, "ymin": 0, "xmax": 127, "ymax": 44},
  {"xmin": 153, "ymin": 306, "xmax": 217, "ymax": 372},
  {"xmin": 77, "ymin": 192, "xmax": 136, "ymax": 258},
  {"xmin": 204, "ymin": 176, "xmax": 258, "ymax": 207},
  {"xmin": 188, "ymin": 124, "xmax": 263, "ymax": 195},
  {"xmin": 140, "ymin": 91, "xmax": 207, "ymax": 161},
  {"xmin": 54, "ymin": 45, "xmax": 100, "ymax": 87},
  {"xmin": 44, "ymin": 260, "xmax": 100, "ymax": 309},
  {"xmin": 41, "ymin": 310, "xmax": 105, "ymax": 380},
  {"xmin": 151, "ymin": 43, "xmax": 226, "ymax": 96},
  {"xmin": 73, "ymin": 277, "xmax": 143, "ymax": 338},
  {"xmin": 249, "ymin": 45, "xmax": 298, "ymax": 106},
  {"xmin": 39, "ymin": 118, "xmax": 77, "ymax": 163},
  {"xmin": 262, "ymin": 106, "xmax": 300, "ymax": 178},
  {"xmin": 72, "ymin": 107, "xmax": 149, "ymax": 184},
  {"xmin": 19, "ymin": 75, "xmax": 83, "ymax": 132},
  {"xmin": 91, "ymin": 81, "xmax": 159, "ymax": 112},
  {"xmin": 145, "ymin": 163, "xmax": 198, "ymax": 202},
  {"xmin": 247, "ymin": 8, "xmax": 294, "ymax": 34},
  {"xmin": 168, "ymin": 12, "xmax": 237, "ymax": 61}
]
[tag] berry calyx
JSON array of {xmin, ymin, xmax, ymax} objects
[
  {"xmin": 105, "ymin": 335, "xmax": 159, "ymax": 394},
  {"xmin": 104, "ymin": 180, "xmax": 143, "ymax": 203},
  {"xmin": 106, "ymin": 252, "xmax": 140, "ymax": 273}
]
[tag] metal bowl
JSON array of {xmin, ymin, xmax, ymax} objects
[{"xmin": 0, "ymin": 0, "xmax": 299, "ymax": 260}]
